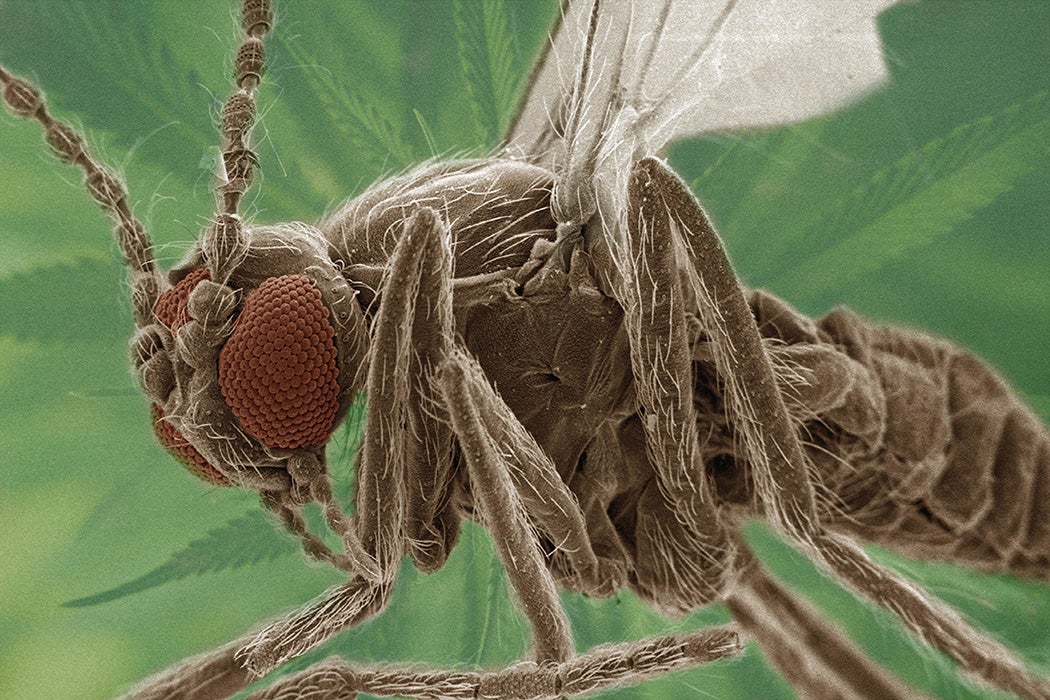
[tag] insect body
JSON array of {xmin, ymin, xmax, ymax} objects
[{"xmin": 1, "ymin": 1, "xmax": 1048, "ymax": 699}]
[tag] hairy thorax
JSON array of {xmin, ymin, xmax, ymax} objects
[
  {"xmin": 321, "ymin": 157, "xmax": 1050, "ymax": 604},
  {"xmin": 322, "ymin": 159, "xmax": 558, "ymax": 280},
  {"xmin": 322, "ymin": 158, "xmax": 638, "ymax": 477}
]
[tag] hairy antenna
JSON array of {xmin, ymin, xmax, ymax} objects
[
  {"xmin": 201, "ymin": 0, "xmax": 273, "ymax": 285},
  {"xmin": 217, "ymin": 0, "xmax": 271, "ymax": 217},
  {"xmin": 0, "ymin": 63, "xmax": 162, "ymax": 324}
]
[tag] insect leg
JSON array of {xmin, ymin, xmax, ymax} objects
[
  {"xmin": 619, "ymin": 167, "xmax": 911, "ymax": 696},
  {"xmin": 124, "ymin": 635, "xmax": 255, "ymax": 700},
  {"xmin": 815, "ymin": 531, "xmax": 1050, "ymax": 699},
  {"xmin": 244, "ymin": 626, "xmax": 741, "ymax": 699},
  {"xmin": 398, "ymin": 205, "xmax": 460, "ymax": 573},
  {"xmin": 633, "ymin": 155, "xmax": 1050, "ymax": 699},
  {"xmin": 438, "ymin": 346, "xmax": 574, "ymax": 664},
  {"xmin": 628, "ymin": 158, "xmax": 819, "ymax": 537},
  {"xmin": 227, "ymin": 207, "xmax": 460, "ymax": 681},
  {"xmin": 613, "ymin": 152, "xmax": 737, "ymax": 611},
  {"xmin": 453, "ymin": 346, "xmax": 625, "ymax": 596},
  {"xmin": 351, "ymin": 208, "xmax": 453, "ymax": 578},
  {"xmin": 725, "ymin": 546, "xmax": 921, "ymax": 700}
]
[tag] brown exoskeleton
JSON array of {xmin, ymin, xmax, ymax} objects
[{"xmin": 2, "ymin": 0, "xmax": 1048, "ymax": 698}]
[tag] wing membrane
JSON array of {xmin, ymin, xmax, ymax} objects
[{"xmin": 507, "ymin": 0, "xmax": 895, "ymax": 168}]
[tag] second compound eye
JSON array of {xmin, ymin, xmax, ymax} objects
[
  {"xmin": 154, "ymin": 267, "xmax": 212, "ymax": 333},
  {"xmin": 218, "ymin": 274, "xmax": 341, "ymax": 449},
  {"xmin": 152, "ymin": 404, "xmax": 232, "ymax": 486}
]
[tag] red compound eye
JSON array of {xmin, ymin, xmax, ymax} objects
[
  {"xmin": 151, "ymin": 404, "xmax": 232, "ymax": 486},
  {"xmin": 154, "ymin": 267, "xmax": 211, "ymax": 332},
  {"xmin": 218, "ymin": 274, "xmax": 341, "ymax": 449}
]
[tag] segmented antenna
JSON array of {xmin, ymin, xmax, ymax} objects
[
  {"xmin": 218, "ymin": 0, "xmax": 271, "ymax": 216},
  {"xmin": 0, "ymin": 63, "xmax": 163, "ymax": 325},
  {"xmin": 204, "ymin": 0, "xmax": 273, "ymax": 283}
]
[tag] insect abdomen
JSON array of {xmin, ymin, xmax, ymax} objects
[{"xmin": 798, "ymin": 305, "xmax": 1049, "ymax": 579}]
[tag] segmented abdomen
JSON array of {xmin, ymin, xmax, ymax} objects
[{"xmin": 750, "ymin": 294, "xmax": 1050, "ymax": 579}]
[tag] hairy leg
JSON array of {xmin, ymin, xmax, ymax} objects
[
  {"xmin": 455, "ymin": 343, "xmax": 619, "ymax": 593},
  {"xmin": 124, "ymin": 636, "xmax": 255, "ymax": 700},
  {"xmin": 606, "ymin": 154, "xmax": 737, "ymax": 612},
  {"xmin": 631, "ymin": 155, "xmax": 1050, "ymax": 698},
  {"xmin": 726, "ymin": 545, "xmax": 921, "ymax": 700},
  {"xmin": 438, "ymin": 346, "xmax": 575, "ymax": 664},
  {"xmin": 401, "ymin": 206, "xmax": 461, "ymax": 571},
  {"xmin": 244, "ymin": 627, "xmax": 741, "ymax": 700}
]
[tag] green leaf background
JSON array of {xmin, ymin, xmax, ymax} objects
[{"xmin": 0, "ymin": 1, "xmax": 1047, "ymax": 698}]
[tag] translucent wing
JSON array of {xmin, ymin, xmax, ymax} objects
[
  {"xmin": 506, "ymin": 0, "xmax": 895, "ymax": 168},
  {"xmin": 504, "ymin": 0, "xmax": 896, "ymax": 263}
]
